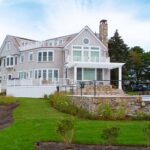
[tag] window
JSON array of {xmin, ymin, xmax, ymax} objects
[
  {"xmin": 6, "ymin": 56, "xmax": 14, "ymax": 67},
  {"xmin": 11, "ymin": 57, "xmax": 13, "ymax": 65},
  {"xmin": 38, "ymin": 70, "xmax": 42, "ymax": 78},
  {"xmin": 83, "ymin": 51, "xmax": 89, "ymax": 62},
  {"xmin": 38, "ymin": 51, "xmax": 53, "ymax": 62},
  {"xmin": 77, "ymin": 68, "xmax": 82, "ymax": 80},
  {"xmin": 48, "ymin": 70, "xmax": 52, "ymax": 81},
  {"xmin": 7, "ymin": 57, "xmax": 9, "ymax": 66},
  {"xmin": 19, "ymin": 72, "xmax": 28, "ymax": 79},
  {"xmin": 8, "ymin": 75, "xmax": 12, "ymax": 80},
  {"xmin": 43, "ymin": 52, "xmax": 47, "ymax": 61},
  {"xmin": 35, "ymin": 70, "xmax": 38, "ymax": 79},
  {"xmin": 4, "ymin": 58, "xmax": 5, "ymax": 67},
  {"xmin": 15, "ymin": 57, "xmax": 17, "ymax": 65},
  {"xmin": 34, "ymin": 69, "xmax": 59, "ymax": 81},
  {"xmin": 83, "ymin": 68, "xmax": 95, "ymax": 80},
  {"xmin": 29, "ymin": 71, "xmax": 33, "ymax": 78},
  {"xmin": 20, "ymin": 54, "xmax": 24, "ymax": 63},
  {"xmin": 43, "ymin": 70, "xmax": 47, "ymax": 80},
  {"xmin": 97, "ymin": 69, "xmax": 102, "ymax": 81},
  {"xmin": 83, "ymin": 38, "xmax": 89, "ymax": 44},
  {"xmin": 91, "ymin": 51, "xmax": 99, "ymax": 62},
  {"xmin": 29, "ymin": 53, "xmax": 33, "ymax": 62},
  {"xmin": 54, "ymin": 70, "xmax": 58, "ymax": 81},
  {"xmin": 38, "ymin": 52, "xmax": 42, "ymax": 62},
  {"xmin": 73, "ymin": 50, "xmax": 81, "ymax": 61}
]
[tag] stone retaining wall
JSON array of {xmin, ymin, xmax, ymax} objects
[{"xmin": 71, "ymin": 96, "xmax": 150, "ymax": 116}]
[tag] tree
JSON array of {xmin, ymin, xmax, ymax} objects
[
  {"xmin": 142, "ymin": 52, "xmax": 150, "ymax": 81},
  {"xmin": 56, "ymin": 118, "xmax": 74, "ymax": 146},
  {"xmin": 108, "ymin": 30, "xmax": 129, "ymax": 83},
  {"xmin": 128, "ymin": 46, "xmax": 145, "ymax": 81}
]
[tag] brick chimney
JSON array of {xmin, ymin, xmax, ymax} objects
[{"xmin": 99, "ymin": 19, "xmax": 108, "ymax": 48}]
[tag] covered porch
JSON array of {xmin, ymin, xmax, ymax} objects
[{"xmin": 66, "ymin": 62, "xmax": 125, "ymax": 89}]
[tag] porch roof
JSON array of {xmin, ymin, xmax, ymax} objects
[{"xmin": 66, "ymin": 62, "xmax": 125, "ymax": 69}]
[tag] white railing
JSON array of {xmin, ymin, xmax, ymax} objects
[
  {"xmin": 6, "ymin": 78, "xmax": 71, "ymax": 86},
  {"xmin": 69, "ymin": 56, "xmax": 110, "ymax": 63}
]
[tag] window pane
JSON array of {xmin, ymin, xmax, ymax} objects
[
  {"xmin": 11, "ymin": 57, "xmax": 13, "ymax": 65},
  {"xmin": 4, "ymin": 59, "xmax": 5, "ymax": 67},
  {"xmin": 54, "ymin": 70, "xmax": 58, "ymax": 81},
  {"xmin": 43, "ymin": 52, "xmax": 47, "ymax": 61},
  {"xmin": 38, "ymin": 52, "xmax": 42, "ymax": 62},
  {"xmin": 43, "ymin": 70, "xmax": 47, "ymax": 80},
  {"xmin": 15, "ymin": 57, "xmax": 17, "ymax": 65},
  {"xmin": 83, "ymin": 51, "xmax": 89, "ymax": 62},
  {"xmin": 38, "ymin": 70, "xmax": 42, "ymax": 78},
  {"xmin": 77, "ymin": 68, "xmax": 82, "ymax": 80},
  {"xmin": 48, "ymin": 52, "xmax": 53, "ymax": 61},
  {"xmin": 30, "ymin": 71, "xmax": 32, "ymax": 78},
  {"xmin": 97, "ymin": 69, "xmax": 102, "ymax": 81},
  {"xmin": 73, "ymin": 50, "xmax": 81, "ymax": 61},
  {"xmin": 35, "ymin": 70, "xmax": 38, "ymax": 79},
  {"xmin": 83, "ymin": 68, "xmax": 95, "ymax": 80},
  {"xmin": 91, "ymin": 51, "xmax": 99, "ymax": 62},
  {"xmin": 29, "ymin": 53, "xmax": 33, "ymax": 61},
  {"xmin": 48, "ymin": 70, "xmax": 52, "ymax": 81},
  {"xmin": 7, "ymin": 58, "xmax": 9, "ymax": 66}
]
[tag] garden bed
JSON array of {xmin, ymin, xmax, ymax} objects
[
  {"xmin": 0, "ymin": 103, "xmax": 19, "ymax": 129},
  {"xmin": 36, "ymin": 142, "xmax": 149, "ymax": 150}
]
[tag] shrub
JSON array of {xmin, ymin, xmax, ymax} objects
[
  {"xmin": 133, "ymin": 110, "xmax": 150, "ymax": 121},
  {"xmin": 115, "ymin": 105, "xmax": 127, "ymax": 120},
  {"xmin": 143, "ymin": 123, "xmax": 150, "ymax": 147},
  {"xmin": 56, "ymin": 118, "xmax": 74, "ymax": 146},
  {"xmin": 0, "ymin": 96, "xmax": 17, "ymax": 105},
  {"xmin": 98, "ymin": 102, "xmax": 113, "ymax": 120},
  {"xmin": 101, "ymin": 126, "xmax": 120, "ymax": 146},
  {"xmin": 49, "ymin": 92, "xmax": 96, "ymax": 119}
]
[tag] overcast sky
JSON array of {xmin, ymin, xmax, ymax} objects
[{"xmin": 0, "ymin": 0, "xmax": 150, "ymax": 51}]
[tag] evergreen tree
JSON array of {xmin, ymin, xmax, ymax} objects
[{"xmin": 108, "ymin": 30, "xmax": 129, "ymax": 83}]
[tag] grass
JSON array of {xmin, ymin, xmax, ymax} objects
[
  {"xmin": 0, "ymin": 98, "xmax": 149, "ymax": 150},
  {"xmin": 0, "ymin": 96, "xmax": 17, "ymax": 105}
]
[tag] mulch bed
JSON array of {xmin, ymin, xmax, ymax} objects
[
  {"xmin": 36, "ymin": 142, "xmax": 150, "ymax": 150},
  {"xmin": 0, "ymin": 103, "xmax": 19, "ymax": 130}
]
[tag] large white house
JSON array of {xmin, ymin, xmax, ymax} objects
[{"xmin": 0, "ymin": 20, "xmax": 124, "ymax": 94}]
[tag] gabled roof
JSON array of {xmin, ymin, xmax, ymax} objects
[{"xmin": 64, "ymin": 26, "xmax": 107, "ymax": 51}]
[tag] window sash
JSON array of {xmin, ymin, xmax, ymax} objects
[{"xmin": 83, "ymin": 68, "xmax": 95, "ymax": 80}]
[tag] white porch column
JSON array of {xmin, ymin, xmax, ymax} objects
[
  {"xmin": 74, "ymin": 66, "xmax": 77, "ymax": 84},
  {"xmin": 118, "ymin": 66, "xmax": 122, "ymax": 90}
]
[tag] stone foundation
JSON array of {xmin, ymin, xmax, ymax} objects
[{"xmin": 71, "ymin": 96, "xmax": 150, "ymax": 116}]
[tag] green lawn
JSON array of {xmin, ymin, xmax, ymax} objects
[{"xmin": 0, "ymin": 98, "xmax": 149, "ymax": 150}]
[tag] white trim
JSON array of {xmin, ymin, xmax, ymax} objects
[
  {"xmin": 20, "ymin": 54, "xmax": 25, "ymax": 63},
  {"xmin": 64, "ymin": 26, "xmax": 107, "ymax": 51},
  {"xmin": 37, "ymin": 50, "xmax": 54, "ymax": 62},
  {"xmin": 28, "ymin": 52, "xmax": 33, "ymax": 62}
]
